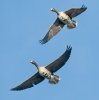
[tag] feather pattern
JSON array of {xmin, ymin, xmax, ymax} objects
[
  {"xmin": 65, "ymin": 5, "xmax": 87, "ymax": 19},
  {"xmin": 46, "ymin": 45, "xmax": 72, "ymax": 73},
  {"xmin": 11, "ymin": 72, "xmax": 44, "ymax": 91},
  {"xmin": 39, "ymin": 18, "xmax": 64, "ymax": 44}
]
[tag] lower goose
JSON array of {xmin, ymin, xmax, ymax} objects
[{"xmin": 11, "ymin": 45, "xmax": 72, "ymax": 91}]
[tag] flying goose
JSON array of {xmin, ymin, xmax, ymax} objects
[
  {"xmin": 11, "ymin": 45, "xmax": 72, "ymax": 91},
  {"xmin": 39, "ymin": 5, "xmax": 87, "ymax": 44}
]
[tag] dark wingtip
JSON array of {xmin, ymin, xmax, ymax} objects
[
  {"xmin": 67, "ymin": 45, "xmax": 72, "ymax": 51},
  {"xmin": 10, "ymin": 84, "xmax": 34, "ymax": 91},
  {"xmin": 10, "ymin": 88, "xmax": 17, "ymax": 91},
  {"xmin": 39, "ymin": 40, "xmax": 43, "ymax": 45},
  {"xmin": 39, "ymin": 39, "xmax": 48, "ymax": 45},
  {"xmin": 82, "ymin": 4, "xmax": 87, "ymax": 9},
  {"xmin": 10, "ymin": 87, "xmax": 21, "ymax": 91},
  {"xmin": 10, "ymin": 86, "xmax": 29, "ymax": 91},
  {"xmin": 39, "ymin": 40, "xmax": 45, "ymax": 45},
  {"xmin": 10, "ymin": 87, "xmax": 26, "ymax": 91}
]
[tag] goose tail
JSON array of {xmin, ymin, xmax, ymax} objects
[
  {"xmin": 67, "ymin": 20, "xmax": 78, "ymax": 29},
  {"xmin": 48, "ymin": 75, "xmax": 60, "ymax": 84}
]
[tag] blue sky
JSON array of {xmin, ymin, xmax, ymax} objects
[{"xmin": 1, "ymin": 0, "xmax": 99, "ymax": 100}]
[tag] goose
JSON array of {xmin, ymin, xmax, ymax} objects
[
  {"xmin": 11, "ymin": 45, "xmax": 72, "ymax": 91},
  {"xmin": 39, "ymin": 5, "xmax": 87, "ymax": 44}
]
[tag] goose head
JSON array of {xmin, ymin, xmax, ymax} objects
[
  {"xmin": 30, "ymin": 60, "xmax": 36, "ymax": 64},
  {"xmin": 30, "ymin": 60, "xmax": 39, "ymax": 69},
  {"xmin": 50, "ymin": 8, "xmax": 59, "ymax": 15}
]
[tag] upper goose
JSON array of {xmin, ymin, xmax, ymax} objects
[
  {"xmin": 11, "ymin": 45, "xmax": 72, "ymax": 91},
  {"xmin": 39, "ymin": 5, "xmax": 87, "ymax": 44}
]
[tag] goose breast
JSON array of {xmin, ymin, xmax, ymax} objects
[
  {"xmin": 58, "ymin": 12, "xmax": 71, "ymax": 24},
  {"xmin": 38, "ymin": 67, "xmax": 52, "ymax": 79}
]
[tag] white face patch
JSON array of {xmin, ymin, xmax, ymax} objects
[{"xmin": 58, "ymin": 12, "xmax": 71, "ymax": 24}]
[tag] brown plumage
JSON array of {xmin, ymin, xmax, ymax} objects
[
  {"xmin": 39, "ymin": 5, "xmax": 87, "ymax": 44},
  {"xmin": 11, "ymin": 45, "xmax": 72, "ymax": 91}
]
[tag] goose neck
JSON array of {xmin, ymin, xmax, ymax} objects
[
  {"xmin": 54, "ymin": 9, "xmax": 59, "ymax": 15},
  {"xmin": 34, "ymin": 63, "xmax": 39, "ymax": 69}
]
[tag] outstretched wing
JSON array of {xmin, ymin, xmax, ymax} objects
[
  {"xmin": 11, "ymin": 72, "xmax": 45, "ymax": 91},
  {"xmin": 46, "ymin": 45, "xmax": 72, "ymax": 73},
  {"xmin": 65, "ymin": 5, "xmax": 87, "ymax": 19},
  {"xmin": 39, "ymin": 18, "xmax": 65, "ymax": 44}
]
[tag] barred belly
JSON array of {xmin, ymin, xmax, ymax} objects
[{"xmin": 58, "ymin": 12, "xmax": 71, "ymax": 24}]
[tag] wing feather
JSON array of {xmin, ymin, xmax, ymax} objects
[
  {"xmin": 11, "ymin": 72, "xmax": 45, "ymax": 91},
  {"xmin": 46, "ymin": 45, "xmax": 72, "ymax": 73},
  {"xmin": 39, "ymin": 18, "xmax": 65, "ymax": 44},
  {"xmin": 65, "ymin": 5, "xmax": 87, "ymax": 18}
]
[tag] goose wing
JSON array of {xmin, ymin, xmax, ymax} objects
[
  {"xmin": 39, "ymin": 18, "xmax": 65, "ymax": 44},
  {"xmin": 46, "ymin": 45, "xmax": 72, "ymax": 73},
  {"xmin": 65, "ymin": 5, "xmax": 87, "ymax": 19},
  {"xmin": 11, "ymin": 72, "xmax": 45, "ymax": 91}
]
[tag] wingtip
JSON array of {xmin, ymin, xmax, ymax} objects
[
  {"xmin": 82, "ymin": 4, "xmax": 87, "ymax": 9},
  {"xmin": 10, "ymin": 87, "xmax": 25, "ymax": 91},
  {"xmin": 39, "ymin": 40, "xmax": 44, "ymax": 45},
  {"xmin": 10, "ymin": 87, "xmax": 20, "ymax": 91},
  {"xmin": 39, "ymin": 39, "xmax": 48, "ymax": 45},
  {"xmin": 66, "ymin": 45, "xmax": 72, "ymax": 51},
  {"xmin": 10, "ymin": 88, "xmax": 16, "ymax": 91},
  {"xmin": 10, "ymin": 86, "xmax": 26, "ymax": 91}
]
